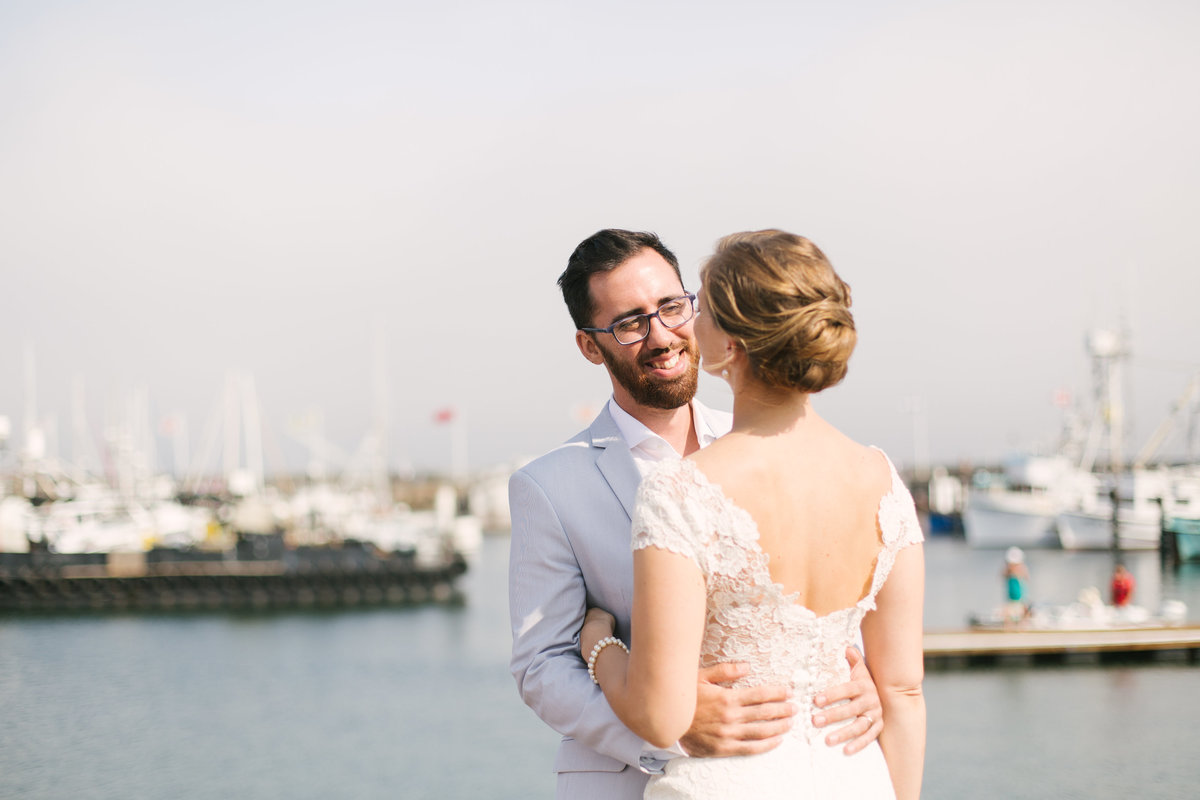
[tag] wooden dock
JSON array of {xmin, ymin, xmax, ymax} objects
[{"xmin": 923, "ymin": 625, "xmax": 1200, "ymax": 669}]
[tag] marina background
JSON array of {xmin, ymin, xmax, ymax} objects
[
  {"xmin": 3, "ymin": 3, "xmax": 1200, "ymax": 798},
  {"xmin": 3, "ymin": 534, "xmax": 1200, "ymax": 799},
  {"xmin": 2, "ymin": 0, "xmax": 1199, "ymax": 480}
]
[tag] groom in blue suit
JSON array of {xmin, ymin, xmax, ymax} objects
[{"xmin": 509, "ymin": 229, "xmax": 883, "ymax": 799}]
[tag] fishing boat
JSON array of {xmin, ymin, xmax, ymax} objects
[{"xmin": 964, "ymin": 328, "xmax": 1200, "ymax": 550}]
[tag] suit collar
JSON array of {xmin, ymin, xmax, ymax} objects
[
  {"xmin": 587, "ymin": 403, "xmax": 626, "ymax": 450},
  {"xmin": 584, "ymin": 399, "xmax": 730, "ymax": 521},
  {"xmin": 588, "ymin": 405, "xmax": 641, "ymax": 520}
]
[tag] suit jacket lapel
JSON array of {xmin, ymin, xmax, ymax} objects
[{"xmin": 590, "ymin": 406, "xmax": 641, "ymax": 521}]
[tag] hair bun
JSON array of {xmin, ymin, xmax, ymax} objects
[
  {"xmin": 701, "ymin": 230, "xmax": 856, "ymax": 394},
  {"xmin": 764, "ymin": 297, "xmax": 856, "ymax": 393}
]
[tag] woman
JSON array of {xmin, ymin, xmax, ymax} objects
[{"xmin": 579, "ymin": 230, "xmax": 925, "ymax": 799}]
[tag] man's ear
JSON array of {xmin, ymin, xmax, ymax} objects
[{"xmin": 576, "ymin": 330, "xmax": 606, "ymax": 365}]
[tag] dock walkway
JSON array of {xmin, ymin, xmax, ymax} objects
[{"xmin": 923, "ymin": 625, "xmax": 1200, "ymax": 668}]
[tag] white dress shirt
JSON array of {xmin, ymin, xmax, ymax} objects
[{"xmin": 607, "ymin": 397, "xmax": 725, "ymax": 476}]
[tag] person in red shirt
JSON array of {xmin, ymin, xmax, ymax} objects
[{"xmin": 1111, "ymin": 563, "xmax": 1135, "ymax": 607}]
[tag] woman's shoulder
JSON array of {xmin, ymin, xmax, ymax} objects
[
  {"xmin": 859, "ymin": 444, "xmax": 898, "ymax": 494},
  {"xmin": 815, "ymin": 427, "xmax": 895, "ymax": 495},
  {"xmin": 633, "ymin": 459, "xmax": 724, "ymax": 561}
]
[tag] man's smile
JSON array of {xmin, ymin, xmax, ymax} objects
[{"xmin": 644, "ymin": 347, "xmax": 688, "ymax": 378}]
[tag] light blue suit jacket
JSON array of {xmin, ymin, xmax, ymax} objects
[{"xmin": 508, "ymin": 402, "xmax": 731, "ymax": 799}]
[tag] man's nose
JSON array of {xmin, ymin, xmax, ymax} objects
[{"xmin": 644, "ymin": 313, "xmax": 685, "ymax": 349}]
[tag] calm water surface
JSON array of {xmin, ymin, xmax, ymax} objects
[{"xmin": 2, "ymin": 535, "xmax": 1198, "ymax": 799}]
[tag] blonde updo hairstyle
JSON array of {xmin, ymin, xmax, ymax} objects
[{"xmin": 701, "ymin": 229, "xmax": 856, "ymax": 394}]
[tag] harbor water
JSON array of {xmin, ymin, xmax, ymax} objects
[{"xmin": 3, "ymin": 535, "xmax": 1199, "ymax": 799}]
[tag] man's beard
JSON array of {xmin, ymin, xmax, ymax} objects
[{"xmin": 599, "ymin": 340, "xmax": 700, "ymax": 410}]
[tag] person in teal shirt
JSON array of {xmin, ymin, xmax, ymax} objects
[{"xmin": 1002, "ymin": 547, "xmax": 1030, "ymax": 623}]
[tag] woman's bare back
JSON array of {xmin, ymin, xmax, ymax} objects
[{"xmin": 688, "ymin": 418, "xmax": 893, "ymax": 617}]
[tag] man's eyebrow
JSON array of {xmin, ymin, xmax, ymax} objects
[{"xmin": 602, "ymin": 293, "xmax": 687, "ymax": 327}]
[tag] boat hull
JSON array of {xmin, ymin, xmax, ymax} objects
[
  {"xmin": 1057, "ymin": 508, "xmax": 1160, "ymax": 550},
  {"xmin": 963, "ymin": 493, "xmax": 1060, "ymax": 548},
  {"xmin": 1177, "ymin": 532, "xmax": 1200, "ymax": 561},
  {"xmin": 1169, "ymin": 517, "xmax": 1200, "ymax": 561}
]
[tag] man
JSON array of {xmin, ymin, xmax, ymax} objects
[{"xmin": 509, "ymin": 229, "xmax": 883, "ymax": 799}]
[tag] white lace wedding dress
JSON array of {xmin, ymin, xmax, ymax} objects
[{"xmin": 630, "ymin": 451, "xmax": 923, "ymax": 800}]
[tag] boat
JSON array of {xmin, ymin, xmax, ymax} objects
[
  {"xmin": 963, "ymin": 489, "xmax": 1059, "ymax": 548},
  {"xmin": 925, "ymin": 467, "xmax": 965, "ymax": 536},
  {"xmin": 964, "ymin": 328, "xmax": 1200, "ymax": 550},
  {"xmin": 969, "ymin": 586, "xmax": 1188, "ymax": 631},
  {"xmin": 21, "ymin": 483, "xmax": 211, "ymax": 555},
  {"xmin": 1056, "ymin": 468, "xmax": 1171, "ymax": 550},
  {"xmin": 0, "ymin": 361, "xmax": 477, "ymax": 611},
  {"xmin": 963, "ymin": 455, "xmax": 1094, "ymax": 548},
  {"xmin": 962, "ymin": 328, "xmax": 1120, "ymax": 549},
  {"xmin": 1169, "ymin": 515, "xmax": 1200, "ymax": 562}
]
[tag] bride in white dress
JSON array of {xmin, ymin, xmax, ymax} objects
[{"xmin": 579, "ymin": 230, "xmax": 925, "ymax": 799}]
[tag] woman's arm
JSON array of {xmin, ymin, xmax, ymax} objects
[
  {"xmin": 860, "ymin": 542, "xmax": 925, "ymax": 800},
  {"xmin": 580, "ymin": 546, "xmax": 707, "ymax": 749}
]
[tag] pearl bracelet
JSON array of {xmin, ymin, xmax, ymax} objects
[{"xmin": 586, "ymin": 636, "xmax": 628, "ymax": 685}]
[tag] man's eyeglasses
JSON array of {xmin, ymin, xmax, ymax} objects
[{"xmin": 580, "ymin": 293, "xmax": 697, "ymax": 345}]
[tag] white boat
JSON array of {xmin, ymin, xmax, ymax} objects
[
  {"xmin": 970, "ymin": 587, "xmax": 1188, "ymax": 631},
  {"xmin": 1057, "ymin": 467, "xmax": 1200, "ymax": 550},
  {"xmin": 287, "ymin": 480, "xmax": 481, "ymax": 564},
  {"xmin": 963, "ymin": 328, "xmax": 1200, "ymax": 551},
  {"xmin": 963, "ymin": 455, "xmax": 1096, "ymax": 548},
  {"xmin": 22, "ymin": 484, "xmax": 212, "ymax": 554},
  {"xmin": 1057, "ymin": 506, "xmax": 1160, "ymax": 550},
  {"xmin": 0, "ymin": 496, "xmax": 34, "ymax": 552},
  {"xmin": 1056, "ymin": 469, "xmax": 1169, "ymax": 550},
  {"xmin": 963, "ymin": 491, "xmax": 1060, "ymax": 548}
]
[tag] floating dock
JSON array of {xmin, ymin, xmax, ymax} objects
[
  {"xmin": 924, "ymin": 626, "xmax": 1200, "ymax": 669},
  {"xmin": 0, "ymin": 538, "xmax": 468, "ymax": 613}
]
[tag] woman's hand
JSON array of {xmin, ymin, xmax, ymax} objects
[{"xmin": 579, "ymin": 607, "xmax": 617, "ymax": 660}]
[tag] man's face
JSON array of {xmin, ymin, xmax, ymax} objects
[
  {"xmin": 693, "ymin": 288, "xmax": 729, "ymax": 378},
  {"xmin": 576, "ymin": 248, "xmax": 699, "ymax": 411}
]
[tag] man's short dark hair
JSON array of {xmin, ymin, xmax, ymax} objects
[{"xmin": 557, "ymin": 229, "xmax": 682, "ymax": 329}]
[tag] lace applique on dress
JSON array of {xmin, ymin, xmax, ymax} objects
[{"xmin": 630, "ymin": 449, "xmax": 923, "ymax": 744}]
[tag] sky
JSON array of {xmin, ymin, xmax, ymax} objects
[{"xmin": 1, "ymin": 0, "xmax": 1198, "ymax": 480}]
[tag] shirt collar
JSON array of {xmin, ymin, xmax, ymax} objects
[{"xmin": 606, "ymin": 396, "xmax": 721, "ymax": 457}]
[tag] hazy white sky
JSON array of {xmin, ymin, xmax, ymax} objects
[{"xmin": 2, "ymin": 0, "xmax": 1198, "ymax": 478}]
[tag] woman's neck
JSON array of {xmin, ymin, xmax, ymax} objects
[{"xmin": 729, "ymin": 382, "xmax": 817, "ymax": 438}]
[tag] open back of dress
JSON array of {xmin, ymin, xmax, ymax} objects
[{"xmin": 630, "ymin": 449, "xmax": 923, "ymax": 800}]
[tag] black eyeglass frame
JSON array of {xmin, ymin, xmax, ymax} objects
[{"xmin": 579, "ymin": 292, "xmax": 698, "ymax": 346}]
